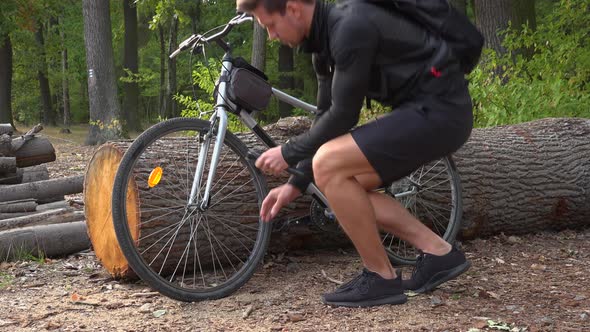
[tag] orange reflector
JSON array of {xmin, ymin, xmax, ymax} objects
[{"xmin": 148, "ymin": 167, "xmax": 163, "ymax": 188}]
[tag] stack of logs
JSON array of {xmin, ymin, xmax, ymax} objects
[{"xmin": 0, "ymin": 123, "xmax": 87, "ymax": 261}]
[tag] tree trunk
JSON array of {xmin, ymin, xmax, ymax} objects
[
  {"xmin": 35, "ymin": 22, "xmax": 55, "ymax": 126},
  {"xmin": 158, "ymin": 25, "xmax": 166, "ymax": 119},
  {"xmin": 0, "ymin": 221, "xmax": 90, "ymax": 261},
  {"xmin": 278, "ymin": 45, "xmax": 295, "ymax": 118},
  {"xmin": 165, "ymin": 15, "xmax": 179, "ymax": 119},
  {"xmin": 0, "ymin": 175, "xmax": 83, "ymax": 203},
  {"xmin": 122, "ymin": 0, "xmax": 141, "ymax": 133},
  {"xmin": 59, "ymin": 17, "xmax": 71, "ymax": 129},
  {"xmin": 83, "ymin": 117, "xmax": 590, "ymax": 277},
  {"xmin": 473, "ymin": 0, "xmax": 536, "ymax": 55},
  {"xmin": 0, "ymin": 35, "xmax": 14, "ymax": 128},
  {"xmin": 0, "ymin": 199, "xmax": 37, "ymax": 214},
  {"xmin": 251, "ymin": 22, "xmax": 267, "ymax": 72},
  {"xmin": 83, "ymin": 0, "xmax": 122, "ymax": 145}
]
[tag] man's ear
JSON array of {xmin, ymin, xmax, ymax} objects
[{"xmin": 285, "ymin": 0, "xmax": 302, "ymax": 19}]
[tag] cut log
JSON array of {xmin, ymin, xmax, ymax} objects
[
  {"xmin": 36, "ymin": 200, "xmax": 69, "ymax": 211},
  {"xmin": 0, "ymin": 134, "xmax": 11, "ymax": 156},
  {"xmin": 0, "ymin": 211, "xmax": 37, "ymax": 219},
  {"xmin": 455, "ymin": 118, "xmax": 590, "ymax": 238},
  {"xmin": 0, "ymin": 165, "xmax": 49, "ymax": 185},
  {"xmin": 0, "ymin": 221, "xmax": 90, "ymax": 261},
  {"xmin": 0, "ymin": 156, "xmax": 16, "ymax": 174},
  {"xmin": 0, "ymin": 208, "xmax": 85, "ymax": 231},
  {"xmin": 84, "ymin": 117, "xmax": 590, "ymax": 277},
  {"xmin": 0, "ymin": 199, "xmax": 37, "ymax": 213},
  {"xmin": 12, "ymin": 136, "xmax": 56, "ymax": 167},
  {"xmin": 0, "ymin": 175, "xmax": 83, "ymax": 203},
  {"xmin": 0, "ymin": 124, "xmax": 13, "ymax": 136},
  {"xmin": 21, "ymin": 165, "xmax": 50, "ymax": 183}
]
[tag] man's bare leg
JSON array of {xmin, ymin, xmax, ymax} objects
[{"xmin": 313, "ymin": 134, "xmax": 450, "ymax": 278}]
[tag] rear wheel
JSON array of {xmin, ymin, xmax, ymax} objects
[
  {"xmin": 111, "ymin": 117, "xmax": 270, "ymax": 301},
  {"xmin": 382, "ymin": 156, "xmax": 462, "ymax": 265}
]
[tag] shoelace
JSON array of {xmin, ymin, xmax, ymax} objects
[
  {"xmin": 411, "ymin": 251, "xmax": 427, "ymax": 282},
  {"xmin": 336, "ymin": 269, "xmax": 372, "ymax": 291}
]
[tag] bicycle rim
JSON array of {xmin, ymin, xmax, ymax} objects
[
  {"xmin": 111, "ymin": 117, "xmax": 270, "ymax": 301},
  {"xmin": 382, "ymin": 156, "xmax": 462, "ymax": 265}
]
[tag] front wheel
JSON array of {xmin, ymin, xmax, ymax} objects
[
  {"xmin": 382, "ymin": 156, "xmax": 462, "ymax": 265},
  {"xmin": 111, "ymin": 117, "xmax": 270, "ymax": 301}
]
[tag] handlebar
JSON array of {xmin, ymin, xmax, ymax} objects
[{"xmin": 169, "ymin": 13, "xmax": 253, "ymax": 59}]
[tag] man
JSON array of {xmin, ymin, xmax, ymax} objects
[{"xmin": 238, "ymin": 0, "xmax": 473, "ymax": 307}]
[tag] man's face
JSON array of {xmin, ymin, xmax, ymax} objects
[{"xmin": 252, "ymin": 2, "xmax": 305, "ymax": 47}]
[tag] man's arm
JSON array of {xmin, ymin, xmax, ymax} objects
[{"xmin": 281, "ymin": 19, "xmax": 379, "ymax": 166}]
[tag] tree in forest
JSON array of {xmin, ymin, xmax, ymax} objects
[
  {"xmin": 59, "ymin": 15, "xmax": 71, "ymax": 130},
  {"xmin": 82, "ymin": 0, "xmax": 122, "ymax": 145},
  {"xmin": 0, "ymin": 2, "xmax": 17, "ymax": 129},
  {"xmin": 122, "ymin": 0, "xmax": 141, "ymax": 133},
  {"xmin": 473, "ymin": 0, "xmax": 536, "ymax": 55},
  {"xmin": 0, "ymin": 34, "xmax": 15, "ymax": 129},
  {"xmin": 251, "ymin": 22, "xmax": 266, "ymax": 72},
  {"xmin": 278, "ymin": 45, "xmax": 294, "ymax": 118},
  {"xmin": 35, "ymin": 20, "xmax": 56, "ymax": 126}
]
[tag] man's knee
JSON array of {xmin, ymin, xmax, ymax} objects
[{"xmin": 312, "ymin": 144, "xmax": 338, "ymax": 189}]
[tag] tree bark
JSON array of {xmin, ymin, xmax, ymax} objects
[
  {"xmin": 473, "ymin": 0, "xmax": 537, "ymax": 55},
  {"xmin": 0, "ymin": 208, "xmax": 84, "ymax": 231},
  {"xmin": 35, "ymin": 22, "xmax": 56, "ymax": 126},
  {"xmin": 122, "ymin": 0, "xmax": 141, "ymax": 133},
  {"xmin": 83, "ymin": 0, "xmax": 123, "ymax": 145},
  {"xmin": 0, "ymin": 199, "xmax": 36, "ymax": 214},
  {"xmin": 0, "ymin": 35, "xmax": 15, "ymax": 129},
  {"xmin": 165, "ymin": 15, "xmax": 179, "ymax": 119},
  {"xmin": 158, "ymin": 25, "xmax": 166, "ymax": 119},
  {"xmin": 0, "ymin": 175, "xmax": 83, "ymax": 203},
  {"xmin": 0, "ymin": 157, "xmax": 16, "ymax": 174},
  {"xmin": 0, "ymin": 124, "xmax": 13, "ymax": 136},
  {"xmin": 11, "ymin": 136, "xmax": 56, "ymax": 167},
  {"xmin": 0, "ymin": 221, "xmax": 90, "ymax": 261},
  {"xmin": 251, "ymin": 22, "xmax": 267, "ymax": 72},
  {"xmin": 278, "ymin": 45, "xmax": 295, "ymax": 118},
  {"xmin": 59, "ymin": 17, "xmax": 71, "ymax": 129}
]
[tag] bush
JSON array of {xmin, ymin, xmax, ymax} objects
[{"xmin": 469, "ymin": 0, "xmax": 590, "ymax": 127}]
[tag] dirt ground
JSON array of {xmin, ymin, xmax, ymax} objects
[{"xmin": 0, "ymin": 133, "xmax": 588, "ymax": 332}]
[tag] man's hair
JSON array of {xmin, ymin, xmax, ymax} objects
[{"xmin": 236, "ymin": 0, "xmax": 314, "ymax": 15}]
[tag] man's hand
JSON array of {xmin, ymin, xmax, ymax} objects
[
  {"xmin": 255, "ymin": 146, "xmax": 288, "ymax": 176},
  {"xmin": 260, "ymin": 184, "xmax": 301, "ymax": 222}
]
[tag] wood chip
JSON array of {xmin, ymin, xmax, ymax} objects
[{"xmin": 321, "ymin": 270, "xmax": 343, "ymax": 285}]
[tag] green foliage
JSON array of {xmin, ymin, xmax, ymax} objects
[
  {"xmin": 469, "ymin": 0, "xmax": 590, "ymax": 127},
  {"xmin": 0, "ymin": 272, "xmax": 13, "ymax": 289}
]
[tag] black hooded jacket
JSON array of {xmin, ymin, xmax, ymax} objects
[{"xmin": 284, "ymin": 0, "xmax": 462, "ymax": 192}]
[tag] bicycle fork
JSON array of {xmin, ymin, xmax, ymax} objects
[{"xmin": 187, "ymin": 60, "xmax": 233, "ymax": 211}]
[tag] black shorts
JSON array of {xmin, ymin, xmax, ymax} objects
[{"xmin": 351, "ymin": 78, "xmax": 473, "ymax": 186}]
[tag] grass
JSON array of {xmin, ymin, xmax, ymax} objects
[
  {"xmin": 14, "ymin": 122, "xmax": 146, "ymax": 146},
  {"xmin": 0, "ymin": 272, "xmax": 13, "ymax": 289}
]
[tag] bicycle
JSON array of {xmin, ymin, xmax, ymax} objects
[{"xmin": 111, "ymin": 13, "xmax": 463, "ymax": 302}]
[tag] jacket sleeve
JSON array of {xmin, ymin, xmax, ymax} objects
[{"xmin": 281, "ymin": 19, "xmax": 379, "ymax": 166}]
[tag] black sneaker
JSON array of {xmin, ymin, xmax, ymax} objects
[
  {"xmin": 403, "ymin": 246, "xmax": 471, "ymax": 293},
  {"xmin": 321, "ymin": 269, "xmax": 407, "ymax": 307}
]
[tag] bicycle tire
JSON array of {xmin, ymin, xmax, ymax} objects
[
  {"xmin": 112, "ymin": 117, "xmax": 270, "ymax": 301},
  {"xmin": 382, "ymin": 155, "xmax": 462, "ymax": 266}
]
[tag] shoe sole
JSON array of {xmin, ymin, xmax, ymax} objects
[
  {"xmin": 412, "ymin": 260, "xmax": 471, "ymax": 294},
  {"xmin": 322, "ymin": 293, "xmax": 407, "ymax": 308}
]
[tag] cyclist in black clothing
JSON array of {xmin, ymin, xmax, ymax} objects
[{"xmin": 238, "ymin": 0, "xmax": 472, "ymax": 307}]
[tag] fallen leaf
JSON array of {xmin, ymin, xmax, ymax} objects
[
  {"xmin": 152, "ymin": 309, "xmax": 167, "ymax": 318},
  {"xmin": 242, "ymin": 305, "xmax": 253, "ymax": 319},
  {"xmin": 70, "ymin": 293, "xmax": 84, "ymax": 302},
  {"xmin": 287, "ymin": 311, "xmax": 305, "ymax": 322}
]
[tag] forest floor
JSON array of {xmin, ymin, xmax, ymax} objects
[{"xmin": 0, "ymin": 127, "xmax": 588, "ymax": 332}]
